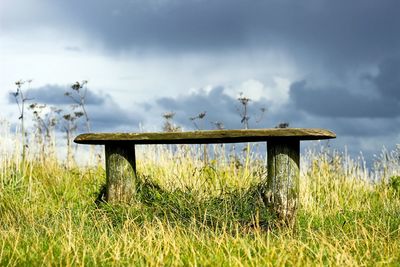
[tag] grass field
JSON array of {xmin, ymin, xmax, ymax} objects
[{"xmin": 1, "ymin": 131, "xmax": 400, "ymax": 266}]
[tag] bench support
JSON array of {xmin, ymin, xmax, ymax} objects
[
  {"xmin": 105, "ymin": 144, "xmax": 137, "ymax": 203},
  {"xmin": 264, "ymin": 139, "xmax": 300, "ymax": 225}
]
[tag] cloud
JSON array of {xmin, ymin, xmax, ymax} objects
[
  {"xmin": 368, "ymin": 57, "xmax": 400, "ymax": 101},
  {"xmin": 4, "ymin": 1, "xmax": 399, "ymax": 61},
  {"xmin": 64, "ymin": 46, "xmax": 82, "ymax": 52},
  {"xmin": 137, "ymin": 85, "xmax": 398, "ymax": 167},
  {"xmin": 85, "ymin": 99, "xmax": 143, "ymax": 132},
  {"xmin": 161, "ymin": 84, "xmax": 397, "ymax": 134},
  {"xmin": 154, "ymin": 86, "xmax": 272, "ymax": 130},
  {"xmin": 5, "ymin": 0, "xmax": 394, "ymax": 68},
  {"xmin": 289, "ymin": 80, "xmax": 400, "ymax": 118},
  {"xmin": 2, "ymin": 0, "xmax": 400, "ymax": 165},
  {"xmin": 289, "ymin": 56, "xmax": 400, "ymax": 118},
  {"xmin": 7, "ymin": 83, "xmax": 142, "ymax": 132},
  {"xmin": 8, "ymin": 84, "xmax": 106, "ymax": 105}
]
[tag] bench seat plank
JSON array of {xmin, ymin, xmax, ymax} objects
[{"xmin": 74, "ymin": 128, "xmax": 335, "ymax": 145}]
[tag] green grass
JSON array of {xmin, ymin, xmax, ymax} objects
[{"xmin": 0, "ymin": 140, "xmax": 399, "ymax": 266}]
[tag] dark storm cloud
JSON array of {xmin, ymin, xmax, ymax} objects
[
  {"xmin": 47, "ymin": 0, "xmax": 400, "ymax": 65},
  {"xmin": 8, "ymin": 84, "xmax": 106, "ymax": 105},
  {"xmin": 289, "ymin": 57, "xmax": 400, "ymax": 118},
  {"xmin": 368, "ymin": 57, "xmax": 400, "ymax": 101},
  {"xmin": 148, "ymin": 85, "xmax": 399, "ymax": 140},
  {"xmin": 155, "ymin": 86, "xmax": 271, "ymax": 130},
  {"xmin": 331, "ymin": 118, "xmax": 400, "ymax": 138},
  {"xmin": 289, "ymin": 81, "xmax": 400, "ymax": 118},
  {"xmin": 86, "ymin": 103, "xmax": 142, "ymax": 132},
  {"xmin": 286, "ymin": 113, "xmax": 400, "ymax": 138}
]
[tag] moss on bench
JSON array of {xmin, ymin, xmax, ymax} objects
[{"xmin": 74, "ymin": 128, "xmax": 336, "ymax": 145}]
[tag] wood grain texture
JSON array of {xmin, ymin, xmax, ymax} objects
[
  {"xmin": 263, "ymin": 139, "xmax": 300, "ymax": 226},
  {"xmin": 105, "ymin": 144, "xmax": 137, "ymax": 203},
  {"xmin": 74, "ymin": 128, "xmax": 336, "ymax": 145}
]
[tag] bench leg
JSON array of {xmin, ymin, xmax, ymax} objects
[
  {"xmin": 264, "ymin": 139, "xmax": 300, "ymax": 226},
  {"xmin": 105, "ymin": 144, "xmax": 137, "ymax": 203}
]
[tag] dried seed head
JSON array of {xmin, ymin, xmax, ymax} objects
[
  {"xmin": 74, "ymin": 111, "xmax": 84, "ymax": 118},
  {"xmin": 198, "ymin": 111, "xmax": 206, "ymax": 119},
  {"xmin": 162, "ymin": 111, "xmax": 175, "ymax": 120},
  {"xmin": 213, "ymin": 121, "xmax": 225, "ymax": 130},
  {"xmin": 276, "ymin": 122, "xmax": 289, "ymax": 128},
  {"xmin": 237, "ymin": 92, "xmax": 251, "ymax": 105},
  {"xmin": 63, "ymin": 114, "xmax": 72, "ymax": 121},
  {"xmin": 71, "ymin": 82, "xmax": 81, "ymax": 91},
  {"xmin": 15, "ymin": 80, "xmax": 24, "ymax": 87}
]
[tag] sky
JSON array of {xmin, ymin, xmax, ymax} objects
[{"xmin": 1, "ymin": 0, "xmax": 400, "ymax": 164}]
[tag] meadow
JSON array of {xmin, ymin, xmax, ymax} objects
[{"xmin": 0, "ymin": 122, "xmax": 399, "ymax": 266}]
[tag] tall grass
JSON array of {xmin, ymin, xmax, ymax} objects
[{"xmin": 0, "ymin": 126, "xmax": 399, "ymax": 266}]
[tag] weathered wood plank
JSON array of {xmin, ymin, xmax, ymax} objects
[
  {"xmin": 263, "ymin": 139, "xmax": 300, "ymax": 226},
  {"xmin": 105, "ymin": 144, "xmax": 137, "ymax": 203},
  {"xmin": 74, "ymin": 128, "xmax": 336, "ymax": 145}
]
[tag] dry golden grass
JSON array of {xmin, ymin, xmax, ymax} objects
[{"xmin": 0, "ymin": 131, "xmax": 399, "ymax": 266}]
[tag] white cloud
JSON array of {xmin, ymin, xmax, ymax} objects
[
  {"xmin": 0, "ymin": 30, "xmax": 298, "ymax": 116},
  {"xmin": 235, "ymin": 77, "xmax": 290, "ymax": 107}
]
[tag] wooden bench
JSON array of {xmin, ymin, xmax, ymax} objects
[{"xmin": 74, "ymin": 128, "xmax": 335, "ymax": 224}]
